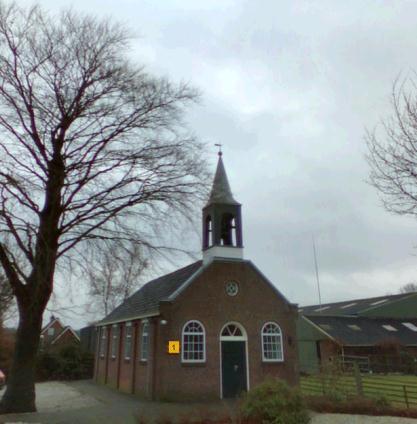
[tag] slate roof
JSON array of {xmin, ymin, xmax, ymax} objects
[
  {"xmin": 306, "ymin": 315, "xmax": 417, "ymax": 346},
  {"xmin": 300, "ymin": 292, "xmax": 417, "ymax": 316},
  {"xmin": 99, "ymin": 261, "xmax": 203, "ymax": 325},
  {"xmin": 206, "ymin": 155, "xmax": 240, "ymax": 207}
]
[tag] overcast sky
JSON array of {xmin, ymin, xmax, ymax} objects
[{"xmin": 15, "ymin": 0, "xmax": 417, "ymax": 328}]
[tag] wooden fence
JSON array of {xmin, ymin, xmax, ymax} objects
[{"xmin": 300, "ymin": 368, "xmax": 417, "ymax": 408}]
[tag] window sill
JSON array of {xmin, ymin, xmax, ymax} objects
[
  {"xmin": 262, "ymin": 359, "xmax": 284, "ymax": 364},
  {"xmin": 181, "ymin": 361, "xmax": 206, "ymax": 367},
  {"xmin": 139, "ymin": 360, "xmax": 148, "ymax": 365}
]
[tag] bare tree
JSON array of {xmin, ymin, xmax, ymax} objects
[
  {"xmin": 0, "ymin": 2, "xmax": 207, "ymax": 413},
  {"xmin": 85, "ymin": 241, "xmax": 148, "ymax": 317},
  {"xmin": 399, "ymin": 282, "xmax": 417, "ymax": 293},
  {"xmin": 366, "ymin": 75, "xmax": 417, "ymax": 218}
]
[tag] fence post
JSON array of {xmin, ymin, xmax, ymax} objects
[
  {"xmin": 403, "ymin": 385, "xmax": 409, "ymax": 409},
  {"xmin": 320, "ymin": 376, "xmax": 325, "ymax": 395},
  {"xmin": 353, "ymin": 363, "xmax": 363, "ymax": 396}
]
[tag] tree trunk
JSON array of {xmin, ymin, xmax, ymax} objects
[{"xmin": 0, "ymin": 303, "xmax": 43, "ymax": 413}]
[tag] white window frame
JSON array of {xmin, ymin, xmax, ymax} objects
[
  {"xmin": 99, "ymin": 327, "xmax": 107, "ymax": 358},
  {"xmin": 181, "ymin": 320, "xmax": 206, "ymax": 363},
  {"xmin": 124, "ymin": 322, "xmax": 133, "ymax": 360},
  {"xmin": 111, "ymin": 324, "xmax": 119, "ymax": 359},
  {"xmin": 140, "ymin": 321, "xmax": 149, "ymax": 362},
  {"xmin": 261, "ymin": 322, "xmax": 284, "ymax": 362}
]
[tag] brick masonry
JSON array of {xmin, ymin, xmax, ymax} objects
[{"xmin": 94, "ymin": 259, "xmax": 299, "ymax": 400}]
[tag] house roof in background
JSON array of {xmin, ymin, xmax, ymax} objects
[
  {"xmin": 300, "ymin": 292, "xmax": 417, "ymax": 316},
  {"xmin": 41, "ymin": 316, "xmax": 63, "ymax": 334},
  {"xmin": 305, "ymin": 315, "xmax": 417, "ymax": 346},
  {"xmin": 99, "ymin": 260, "xmax": 203, "ymax": 325},
  {"xmin": 51, "ymin": 326, "xmax": 80, "ymax": 344}
]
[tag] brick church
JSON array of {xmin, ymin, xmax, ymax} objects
[{"xmin": 94, "ymin": 152, "xmax": 299, "ymax": 400}]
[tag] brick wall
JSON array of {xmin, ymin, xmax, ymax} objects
[{"xmin": 95, "ymin": 259, "xmax": 299, "ymax": 401}]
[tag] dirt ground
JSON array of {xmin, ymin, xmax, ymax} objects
[{"xmin": 1, "ymin": 381, "xmax": 417, "ymax": 424}]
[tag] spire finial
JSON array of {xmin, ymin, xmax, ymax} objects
[{"xmin": 214, "ymin": 143, "xmax": 222, "ymax": 157}]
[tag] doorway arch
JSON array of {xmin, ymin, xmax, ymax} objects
[{"xmin": 219, "ymin": 322, "xmax": 249, "ymax": 398}]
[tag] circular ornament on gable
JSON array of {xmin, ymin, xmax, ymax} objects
[{"xmin": 225, "ymin": 281, "xmax": 239, "ymax": 296}]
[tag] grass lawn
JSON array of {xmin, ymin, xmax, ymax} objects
[{"xmin": 300, "ymin": 373, "xmax": 417, "ymax": 408}]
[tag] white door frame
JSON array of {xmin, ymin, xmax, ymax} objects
[{"xmin": 219, "ymin": 321, "xmax": 250, "ymax": 399}]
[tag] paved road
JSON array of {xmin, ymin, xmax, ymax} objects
[
  {"xmin": 0, "ymin": 381, "xmax": 141, "ymax": 424},
  {"xmin": 1, "ymin": 381, "xmax": 417, "ymax": 423},
  {"xmin": 0, "ymin": 381, "xmax": 235, "ymax": 424},
  {"xmin": 311, "ymin": 414, "xmax": 417, "ymax": 424}
]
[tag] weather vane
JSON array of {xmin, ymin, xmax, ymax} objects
[{"xmin": 214, "ymin": 143, "xmax": 222, "ymax": 156}]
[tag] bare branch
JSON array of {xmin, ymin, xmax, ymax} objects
[
  {"xmin": 366, "ymin": 75, "xmax": 417, "ymax": 218},
  {"xmin": 0, "ymin": 2, "xmax": 207, "ymax": 413}
]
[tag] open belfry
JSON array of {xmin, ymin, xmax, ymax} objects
[{"xmin": 95, "ymin": 152, "xmax": 299, "ymax": 400}]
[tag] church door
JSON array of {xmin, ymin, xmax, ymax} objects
[
  {"xmin": 221, "ymin": 341, "xmax": 247, "ymax": 397},
  {"xmin": 220, "ymin": 323, "xmax": 248, "ymax": 398}
]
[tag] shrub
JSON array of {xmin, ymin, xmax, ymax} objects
[
  {"xmin": 373, "ymin": 394, "xmax": 390, "ymax": 409},
  {"xmin": 317, "ymin": 360, "xmax": 349, "ymax": 401},
  {"xmin": 241, "ymin": 378, "xmax": 310, "ymax": 424},
  {"xmin": 36, "ymin": 345, "xmax": 94, "ymax": 381},
  {"xmin": 36, "ymin": 351, "xmax": 61, "ymax": 381}
]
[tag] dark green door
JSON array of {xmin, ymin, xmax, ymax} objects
[{"xmin": 221, "ymin": 341, "xmax": 247, "ymax": 398}]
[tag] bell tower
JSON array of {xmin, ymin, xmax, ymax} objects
[{"xmin": 202, "ymin": 151, "xmax": 243, "ymax": 263}]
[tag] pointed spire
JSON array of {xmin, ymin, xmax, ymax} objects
[{"xmin": 206, "ymin": 152, "xmax": 240, "ymax": 206}]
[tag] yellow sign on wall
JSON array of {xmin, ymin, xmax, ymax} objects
[{"xmin": 168, "ymin": 341, "xmax": 180, "ymax": 354}]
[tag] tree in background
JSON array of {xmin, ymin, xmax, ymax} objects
[
  {"xmin": 399, "ymin": 282, "xmax": 417, "ymax": 293},
  {"xmin": 0, "ymin": 273, "xmax": 13, "ymax": 324},
  {"xmin": 366, "ymin": 75, "xmax": 417, "ymax": 218},
  {"xmin": 0, "ymin": 2, "xmax": 207, "ymax": 413},
  {"xmin": 84, "ymin": 241, "xmax": 148, "ymax": 317}
]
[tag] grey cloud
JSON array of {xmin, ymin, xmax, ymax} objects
[{"xmin": 13, "ymin": 0, "xmax": 417, "ymax": 328}]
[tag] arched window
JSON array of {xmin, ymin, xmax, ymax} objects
[
  {"xmin": 221, "ymin": 323, "xmax": 243, "ymax": 337},
  {"xmin": 182, "ymin": 320, "xmax": 206, "ymax": 362},
  {"xmin": 262, "ymin": 322, "xmax": 283, "ymax": 362}
]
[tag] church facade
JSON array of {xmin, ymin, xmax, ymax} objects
[{"xmin": 94, "ymin": 153, "xmax": 299, "ymax": 400}]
